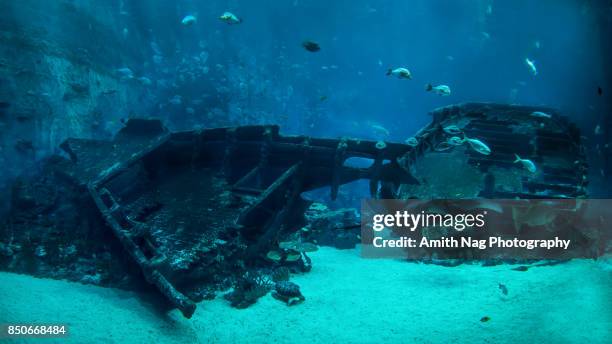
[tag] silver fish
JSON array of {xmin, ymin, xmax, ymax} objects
[
  {"xmin": 116, "ymin": 67, "xmax": 134, "ymax": 79},
  {"xmin": 514, "ymin": 154, "xmax": 536, "ymax": 173},
  {"xmin": 426, "ymin": 84, "xmax": 451, "ymax": 96},
  {"xmin": 525, "ymin": 58, "xmax": 537, "ymax": 76},
  {"xmin": 370, "ymin": 123, "xmax": 390, "ymax": 137},
  {"xmin": 442, "ymin": 125, "xmax": 462, "ymax": 135},
  {"xmin": 530, "ymin": 111, "xmax": 551, "ymax": 119},
  {"xmin": 386, "ymin": 67, "xmax": 412, "ymax": 79},
  {"xmin": 466, "ymin": 138, "xmax": 491, "ymax": 155},
  {"xmin": 181, "ymin": 15, "xmax": 197, "ymax": 26},
  {"xmin": 219, "ymin": 12, "xmax": 242, "ymax": 24},
  {"xmin": 434, "ymin": 142, "xmax": 453, "ymax": 152},
  {"xmin": 405, "ymin": 137, "xmax": 419, "ymax": 147},
  {"xmin": 447, "ymin": 136, "xmax": 464, "ymax": 146},
  {"xmin": 137, "ymin": 76, "xmax": 152, "ymax": 86}
]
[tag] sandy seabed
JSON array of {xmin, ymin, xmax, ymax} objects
[{"xmin": 1, "ymin": 247, "xmax": 611, "ymax": 344}]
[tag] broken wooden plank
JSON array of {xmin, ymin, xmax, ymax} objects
[
  {"xmin": 245, "ymin": 164, "xmax": 305, "ymax": 258},
  {"xmin": 88, "ymin": 184, "xmax": 196, "ymax": 318}
]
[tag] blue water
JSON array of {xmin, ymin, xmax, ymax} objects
[
  {"xmin": 138, "ymin": 0, "xmax": 608, "ymax": 138},
  {"xmin": 123, "ymin": 0, "xmax": 610, "ymax": 199}
]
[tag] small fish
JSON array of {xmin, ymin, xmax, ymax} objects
[
  {"xmin": 386, "ymin": 67, "xmax": 412, "ymax": 79},
  {"xmin": 530, "ymin": 111, "xmax": 551, "ymax": 119},
  {"xmin": 319, "ymin": 95, "xmax": 328, "ymax": 101},
  {"xmin": 447, "ymin": 136, "xmax": 464, "ymax": 146},
  {"xmin": 442, "ymin": 125, "xmax": 462, "ymax": 135},
  {"xmin": 405, "ymin": 137, "xmax": 419, "ymax": 147},
  {"xmin": 169, "ymin": 95, "xmax": 182, "ymax": 105},
  {"xmin": 116, "ymin": 67, "xmax": 134, "ymax": 79},
  {"xmin": 370, "ymin": 123, "xmax": 390, "ymax": 137},
  {"xmin": 514, "ymin": 154, "xmax": 536, "ymax": 173},
  {"xmin": 498, "ymin": 283, "xmax": 508, "ymax": 295},
  {"xmin": 480, "ymin": 316, "xmax": 491, "ymax": 322},
  {"xmin": 181, "ymin": 15, "xmax": 197, "ymax": 26},
  {"xmin": 219, "ymin": 12, "xmax": 242, "ymax": 24},
  {"xmin": 525, "ymin": 58, "xmax": 537, "ymax": 76},
  {"xmin": 425, "ymin": 83, "xmax": 451, "ymax": 96},
  {"xmin": 136, "ymin": 76, "xmax": 152, "ymax": 86},
  {"xmin": 466, "ymin": 138, "xmax": 491, "ymax": 155},
  {"xmin": 597, "ymin": 86, "xmax": 602, "ymax": 96},
  {"xmin": 594, "ymin": 124, "xmax": 601, "ymax": 135},
  {"xmin": 434, "ymin": 141, "xmax": 454, "ymax": 152},
  {"xmin": 302, "ymin": 40, "xmax": 320, "ymax": 52}
]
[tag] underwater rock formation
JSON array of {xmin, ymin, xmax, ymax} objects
[
  {"xmin": 0, "ymin": 1, "xmax": 157, "ymax": 197},
  {"xmin": 303, "ymin": 203, "xmax": 360, "ymax": 249},
  {"xmin": 272, "ymin": 281, "xmax": 305, "ymax": 306}
]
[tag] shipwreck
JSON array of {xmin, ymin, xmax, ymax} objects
[{"xmin": 0, "ymin": 103, "xmax": 593, "ymax": 318}]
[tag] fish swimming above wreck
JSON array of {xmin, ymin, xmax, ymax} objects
[
  {"xmin": 386, "ymin": 67, "xmax": 412, "ymax": 79},
  {"xmin": 514, "ymin": 154, "xmax": 537, "ymax": 173},
  {"xmin": 525, "ymin": 57, "xmax": 537, "ymax": 75},
  {"xmin": 219, "ymin": 11, "xmax": 242, "ymax": 24},
  {"xmin": 530, "ymin": 111, "xmax": 552, "ymax": 119},
  {"xmin": 464, "ymin": 137, "xmax": 491, "ymax": 155},
  {"xmin": 302, "ymin": 40, "xmax": 320, "ymax": 52},
  {"xmin": 181, "ymin": 14, "xmax": 197, "ymax": 26},
  {"xmin": 426, "ymin": 83, "xmax": 451, "ymax": 96}
]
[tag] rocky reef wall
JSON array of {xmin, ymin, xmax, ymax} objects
[{"xmin": 0, "ymin": 1, "xmax": 153, "ymax": 208}]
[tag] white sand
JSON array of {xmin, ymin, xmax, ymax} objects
[{"xmin": 1, "ymin": 247, "xmax": 611, "ymax": 343}]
